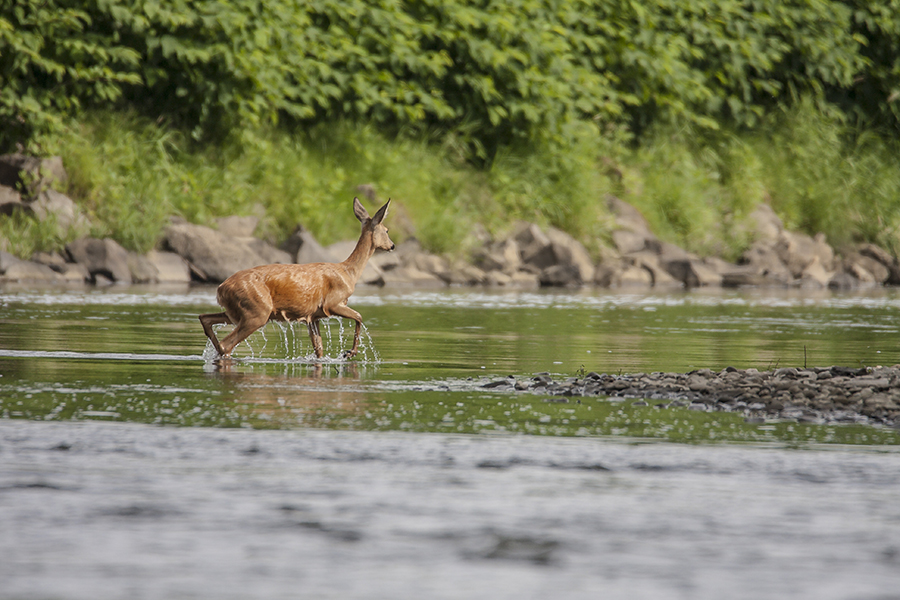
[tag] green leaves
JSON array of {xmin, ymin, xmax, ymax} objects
[{"xmin": 2, "ymin": 0, "xmax": 899, "ymax": 156}]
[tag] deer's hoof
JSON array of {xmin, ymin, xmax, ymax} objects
[{"xmin": 341, "ymin": 349, "xmax": 358, "ymax": 360}]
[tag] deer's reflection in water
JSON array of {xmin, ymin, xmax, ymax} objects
[{"xmin": 203, "ymin": 360, "xmax": 374, "ymax": 427}]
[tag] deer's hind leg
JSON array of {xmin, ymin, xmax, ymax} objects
[
  {"xmin": 199, "ymin": 312, "xmax": 232, "ymax": 357},
  {"xmin": 216, "ymin": 312, "xmax": 271, "ymax": 358},
  {"xmin": 307, "ymin": 318, "xmax": 325, "ymax": 359}
]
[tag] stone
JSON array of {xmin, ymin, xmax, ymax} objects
[
  {"xmin": 515, "ymin": 223, "xmax": 554, "ymax": 269},
  {"xmin": 65, "ymin": 238, "xmax": 133, "ymax": 284},
  {"xmin": 476, "ymin": 238, "xmax": 522, "ymax": 273},
  {"xmin": 127, "ymin": 253, "xmax": 159, "ymax": 283},
  {"xmin": 446, "ymin": 263, "xmax": 487, "ymax": 286},
  {"xmin": 216, "ymin": 215, "xmax": 259, "ymax": 238},
  {"xmin": 0, "ymin": 251, "xmax": 62, "ymax": 282},
  {"xmin": 281, "ymin": 225, "xmax": 333, "ymax": 264},
  {"xmin": 739, "ymin": 241, "xmax": 793, "ymax": 284},
  {"xmin": 146, "ymin": 250, "xmax": 191, "ymax": 283},
  {"xmin": 0, "ymin": 185, "xmax": 22, "ymax": 214},
  {"xmin": 799, "ymin": 256, "xmax": 831, "ymax": 288},
  {"xmin": 775, "ymin": 230, "xmax": 834, "ymax": 277},
  {"xmin": 163, "ymin": 222, "xmax": 270, "ymax": 283},
  {"xmin": 545, "ymin": 227, "xmax": 595, "ymax": 283},
  {"xmin": 842, "ymin": 252, "xmax": 890, "ymax": 284},
  {"xmin": 381, "ymin": 265, "xmax": 445, "ymax": 287},
  {"xmin": 29, "ymin": 189, "xmax": 89, "ymax": 233},
  {"xmin": 247, "ymin": 239, "xmax": 291, "ymax": 265},
  {"xmin": 0, "ymin": 154, "xmax": 68, "ymax": 197},
  {"xmin": 611, "ymin": 229, "xmax": 647, "ymax": 254},
  {"xmin": 663, "ymin": 259, "xmax": 723, "ymax": 287}
]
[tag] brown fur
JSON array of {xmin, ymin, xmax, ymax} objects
[{"xmin": 199, "ymin": 198, "xmax": 394, "ymax": 359}]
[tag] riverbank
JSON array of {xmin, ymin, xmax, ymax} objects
[
  {"xmin": 486, "ymin": 365, "xmax": 900, "ymax": 428},
  {"xmin": 3, "ymin": 152, "xmax": 900, "ymax": 294}
]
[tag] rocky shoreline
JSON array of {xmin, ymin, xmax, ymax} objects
[
  {"xmin": 3, "ymin": 153, "xmax": 900, "ymax": 292},
  {"xmin": 483, "ymin": 366, "xmax": 900, "ymax": 428}
]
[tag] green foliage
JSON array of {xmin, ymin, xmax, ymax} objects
[
  {"xmin": 0, "ymin": 0, "xmax": 140, "ymax": 151},
  {"xmin": 4, "ymin": 0, "xmax": 900, "ymax": 156},
  {"xmin": 617, "ymin": 99, "xmax": 900, "ymax": 258},
  {"xmin": 0, "ymin": 210, "xmax": 76, "ymax": 258}
]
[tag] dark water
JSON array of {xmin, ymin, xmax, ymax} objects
[{"xmin": 2, "ymin": 285, "xmax": 900, "ymax": 599}]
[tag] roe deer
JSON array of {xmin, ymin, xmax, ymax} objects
[{"xmin": 199, "ymin": 197, "xmax": 394, "ymax": 359}]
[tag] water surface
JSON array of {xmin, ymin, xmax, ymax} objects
[{"xmin": 2, "ymin": 284, "xmax": 900, "ymax": 599}]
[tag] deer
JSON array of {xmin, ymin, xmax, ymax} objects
[{"xmin": 199, "ymin": 197, "xmax": 394, "ymax": 360}]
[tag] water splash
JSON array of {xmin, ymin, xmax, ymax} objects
[{"xmin": 208, "ymin": 318, "xmax": 382, "ymax": 364}]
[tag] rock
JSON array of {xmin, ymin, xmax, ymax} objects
[
  {"xmin": 509, "ymin": 270, "xmax": 541, "ymax": 288},
  {"xmin": 842, "ymin": 251, "xmax": 890, "ymax": 284},
  {"xmin": 163, "ymin": 222, "xmax": 271, "ymax": 283},
  {"xmin": 739, "ymin": 241, "xmax": 793, "ymax": 283},
  {"xmin": 446, "ymin": 262, "xmax": 487, "ymax": 286},
  {"xmin": 0, "ymin": 154, "xmax": 68, "ymax": 197},
  {"xmin": 746, "ymin": 203, "xmax": 784, "ymax": 242},
  {"xmin": 0, "ymin": 185, "xmax": 23, "ymax": 214},
  {"xmin": 539, "ymin": 264, "xmax": 582, "ymax": 287},
  {"xmin": 127, "ymin": 253, "xmax": 159, "ymax": 283},
  {"xmin": 515, "ymin": 223, "xmax": 554, "ymax": 269},
  {"xmin": 720, "ymin": 266, "xmax": 771, "ymax": 287},
  {"xmin": 29, "ymin": 189, "xmax": 89, "ymax": 233},
  {"xmin": 411, "ymin": 252, "xmax": 452, "ymax": 282},
  {"xmin": 381, "ymin": 265, "xmax": 445, "ymax": 287},
  {"xmin": 476, "ymin": 238, "xmax": 522, "ymax": 273},
  {"xmin": 799, "ymin": 256, "xmax": 831, "ymax": 288},
  {"xmin": 247, "ymin": 239, "xmax": 291, "ymax": 265},
  {"xmin": 607, "ymin": 195, "xmax": 655, "ymax": 238},
  {"xmin": 546, "ymin": 227, "xmax": 595, "ymax": 283},
  {"xmin": 611, "ymin": 229, "xmax": 648, "ymax": 254},
  {"xmin": 146, "ymin": 250, "xmax": 191, "ymax": 283},
  {"xmin": 0, "ymin": 251, "xmax": 62, "ymax": 282},
  {"xmin": 775, "ymin": 230, "xmax": 834, "ymax": 278},
  {"xmin": 66, "ymin": 238, "xmax": 133, "ymax": 284},
  {"xmin": 828, "ymin": 271, "xmax": 860, "ymax": 290},
  {"xmin": 663, "ymin": 259, "xmax": 722, "ymax": 287},
  {"xmin": 216, "ymin": 215, "xmax": 259, "ymax": 238},
  {"xmin": 281, "ymin": 225, "xmax": 333, "ymax": 264},
  {"xmin": 609, "ymin": 263, "xmax": 654, "ymax": 288},
  {"xmin": 485, "ymin": 270, "xmax": 513, "ymax": 286}
]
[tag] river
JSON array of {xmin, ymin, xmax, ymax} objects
[{"xmin": 1, "ymin": 285, "xmax": 900, "ymax": 599}]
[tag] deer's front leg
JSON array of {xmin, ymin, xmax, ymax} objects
[{"xmin": 329, "ymin": 305, "xmax": 364, "ymax": 359}]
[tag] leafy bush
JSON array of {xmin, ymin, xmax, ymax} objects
[{"xmin": 3, "ymin": 0, "xmax": 899, "ymax": 155}]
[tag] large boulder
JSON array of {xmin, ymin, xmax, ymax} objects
[
  {"xmin": 163, "ymin": 221, "xmax": 273, "ymax": 283},
  {"xmin": 66, "ymin": 238, "xmax": 133, "ymax": 284},
  {"xmin": 29, "ymin": 189, "xmax": 90, "ymax": 234},
  {"xmin": 146, "ymin": 250, "xmax": 191, "ymax": 283},
  {"xmin": 282, "ymin": 225, "xmax": 334, "ymax": 264},
  {"xmin": 0, "ymin": 251, "xmax": 62, "ymax": 282},
  {"xmin": 513, "ymin": 223, "xmax": 594, "ymax": 285}
]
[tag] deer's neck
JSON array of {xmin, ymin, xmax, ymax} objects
[{"xmin": 342, "ymin": 231, "xmax": 374, "ymax": 284}]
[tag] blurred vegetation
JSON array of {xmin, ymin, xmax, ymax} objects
[{"xmin": 1, "ymin": 0, "xmax": 900, "ymax": 259}]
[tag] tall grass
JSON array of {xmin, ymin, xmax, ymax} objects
[
  {"xmin": 615, "ymin": 100, "xmax": 900, "ymax": 259},
  {"xmin": 4, "ymin": 104, "xmax": 899, "ymax": 264}
]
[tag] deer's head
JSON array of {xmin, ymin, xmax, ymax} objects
[{"xmin": 354, "ymin": 197, "xmax": 395, "ymax": 252}]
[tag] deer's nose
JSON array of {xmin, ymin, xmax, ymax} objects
[{"xmin": 389, "ymin": 243, "xmax": 395, "ymax": 251}]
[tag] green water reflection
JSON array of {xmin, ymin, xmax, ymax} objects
[{"xmin": 1, "ymin": 286, "xmax": 899, "ymax": 445}]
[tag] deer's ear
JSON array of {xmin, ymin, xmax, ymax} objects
[
  {"xmin": 373, "ymin": 199, "xmax": 391, "ymax": 225},
  {"xmin": 353, "ymin": 197, "xmax": 369, "ymax": 223}
]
